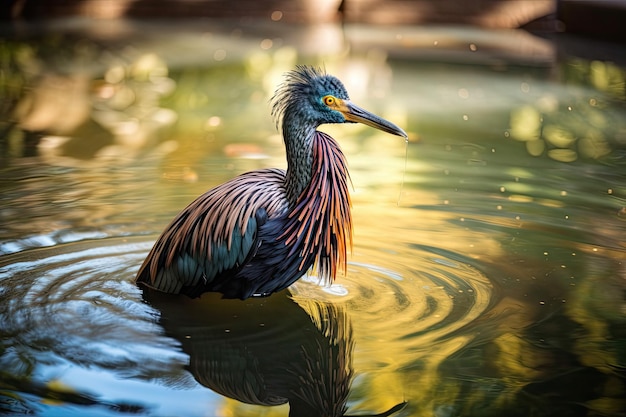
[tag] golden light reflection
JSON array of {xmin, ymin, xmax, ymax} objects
[
  {"xmin": 1, "ymin": 21, "xmax": 625, "ymax": 417},
  {"xmin": 4, "ymin": 44, "xmax": 179, "ymax": 167},
  {"xmin": 509, "ymin": 58, "xmax": 624, "ymax": 162},
  {"xmin": 589, "ymin": 60, "xmax": 626, "ymax": 97},
  {"xmin": 15, "ymin": 74, "xmax": 91, "ymax": 134},
  {"xmin": 509, "ymin": 105, "xmax": 541, "ymax": 142},
  {"xmin": 291, "ymin": 189, "xmax": 498, "ymax": 414}
]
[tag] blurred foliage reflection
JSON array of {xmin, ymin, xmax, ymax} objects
[
  {"xmin": 0, "ymin": 21, "xmax": 625, "ymax": 417},
  {"xmin": 509, "ymin": 59, "xmax": 626, "ymax": 162}
]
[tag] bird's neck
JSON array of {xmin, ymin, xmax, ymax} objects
[
  {"xmin": 283, "ymin": 120, "xmax": 315, "ymax": 206},
  {"xmin": 279, "ymin": 128, "xmax": 353, "ymax": 285}
]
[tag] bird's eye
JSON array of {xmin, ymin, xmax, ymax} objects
[{"xmin": 323, "ymin": 96, "xmax": 336, "ymax": 106}]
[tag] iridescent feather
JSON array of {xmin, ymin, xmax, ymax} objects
[{"xmin": 135, "ymin": 66, "xmax": 406, "ymax": 299}]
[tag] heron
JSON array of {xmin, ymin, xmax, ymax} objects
[{"xmin": 135, "ymin": 65, "xmax": 407, "ymax": 299}]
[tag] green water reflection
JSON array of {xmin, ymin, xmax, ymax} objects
[{"xmin": 0, "ymin": 20, "xmax": 625, "ymax": 417}]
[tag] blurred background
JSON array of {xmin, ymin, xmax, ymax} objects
[
  {"xmin": 2, "ymin": 0, "xmax": 625, "ymax": 39},
  {"xmin": 0, "ymin": 1, "xmax": 625, "ymax": 417}
]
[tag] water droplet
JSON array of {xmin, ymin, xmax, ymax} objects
[
  {"xmin": 213, "ymin": 49, "xmax": 226, "ymax": 61},
  {"xmin": 271, "ymin": 10, "xmax": 283, "ymax": 21},
  {"xmin": 462, "ymin": 114, "xmax": 469, "ymax": 121},
  {"xmin": 105, "ymin": 65, "xmax": 125, "ymax": 84},
  {"xmin": 260, "ymin": 38, "xmax": 273, "ymax": 50},
  {"xmin": 205, "ymin": 116, "xmax": 221, "ymax": 128},
  {"xmin": 469, "ymin": 43, "xmax": 477, "ymax": 51}
]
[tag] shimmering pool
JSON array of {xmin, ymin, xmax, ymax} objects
[{"xmin": 1, "ymin": 19, "xmax": 625, "ymax": 417}]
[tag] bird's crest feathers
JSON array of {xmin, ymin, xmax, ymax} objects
[{"xmin": 271, "ymin": 65, "xmax": 349, "ymax": 132}]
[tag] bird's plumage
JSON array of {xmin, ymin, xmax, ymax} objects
[{"xmin": 135, "ymin": 66, "xmax": 406, "ymax": 299}]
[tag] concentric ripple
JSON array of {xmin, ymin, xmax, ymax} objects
[
  {"xmin": 0, "ymin": 235, "xmax": 495, "ymax": 416},
  {"xmin": 0, "ymin": 238, "xmax": 218, "ymax": 417},
  {"xmin": 290, "ymin": 242, "xmax": 494, "ymax": 409}
]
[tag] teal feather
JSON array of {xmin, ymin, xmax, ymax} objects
[{"xmin": 135, "ymin": 66, "xmax": 405, "ymax": 299}]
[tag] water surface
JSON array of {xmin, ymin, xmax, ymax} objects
[{"xmin": 0, "ymin": 19, "xmax": 625, "ymax": 417}]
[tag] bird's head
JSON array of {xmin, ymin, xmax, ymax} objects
[{"xmin": 272, "ymin": 66, "xmax": 407, "ymax": 139}]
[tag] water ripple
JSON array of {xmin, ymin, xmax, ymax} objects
[
  {"xmin": 0, "ymin": 233, "xmax": 495, "ymax": 416},
  {"xmin": 290, "ymin": 243, "xmax": 494, "ymax": 378},
  {"xmin": 0, "ymin": 238, "xmax": 216, "ymax": 416}
]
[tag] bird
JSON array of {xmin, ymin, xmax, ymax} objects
[{"xmin": 135, "ymin": 65, "xmax": 407, "ymax": 300}]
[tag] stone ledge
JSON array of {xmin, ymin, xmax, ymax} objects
[{"xmin": 6, "ymin": 0, "xmax": 553, "ymax": 28}]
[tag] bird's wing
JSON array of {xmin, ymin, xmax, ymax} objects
[{"xmin": 135, "ymin": 169, "xmax": 288, "ymax": 296}]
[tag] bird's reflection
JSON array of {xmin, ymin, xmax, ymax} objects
[{"xmin": 143, "ymin": 289, "xmax": 405, "ymax": 417}]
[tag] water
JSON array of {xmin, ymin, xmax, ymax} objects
[{"xmin": 1, "ymin": 19, "xmax": 625, "ymax": 417}]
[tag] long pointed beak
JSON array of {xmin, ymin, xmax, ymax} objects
[{"xmin": 340, "ymin": 100, "xmax": 408, "ymax": 139}]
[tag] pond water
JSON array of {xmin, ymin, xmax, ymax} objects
[{"xmin": 1, "ymin": 19, "xmax": 625, "ymax": 417}]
